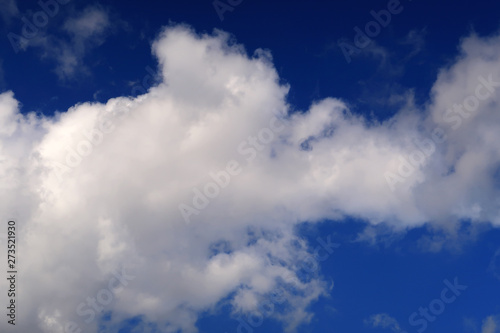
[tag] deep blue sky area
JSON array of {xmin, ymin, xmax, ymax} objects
[
  {"xmin": 1, "ymin": 0, "xmax": 500, "ymax": 118},
  {"xmin": 1, "ymin": 0, "xmax": 500, "ymax": 332}
]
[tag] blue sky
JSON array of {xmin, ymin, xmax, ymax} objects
[
  {"xmin": 0, "ymin": 0, "xmax": 500, "ymax": 333},
  {"xmin": 3, "ymin": 0, "xmax": 499, "ymax": 117}
]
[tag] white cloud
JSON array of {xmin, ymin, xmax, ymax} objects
[
  {"xmin": 482, "ymin": 315, "xmax": 500, "ymax": 333},
  {"xmin": 63, "ymin": 6, "xmax": 109, "ymax": 39},
  {"xmin": 365, "ymin": 313, "xmax": 402, "ymax": 332},
  {"xmin": 26, "ymin": 5, "xmax": 112, "ymax": 80},
  {"xmin": 0, "ymin": 25, "xmax": 500, "ymax": 332}
]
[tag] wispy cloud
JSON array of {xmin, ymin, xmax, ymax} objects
[
  {"xmin": 0, "ymin": 0, "xmax": 19, "ymax": 25},
  {"xmin": 482, "ymin": 315, "xmax": 500, "ymax": 333},
  {"xmin": 365, "ymin": 313, "xmax": 402, "ymax": 332},
  {"xmin": 48, "ymin": 6, "xmax": 111, "ymax": 79},
  {"xmin": 17, "ymin": 5, "xmax": 116, "ymax": 80},
  {"xmin": 1, "ymin": 24, "xmax": 500, "ymax": 332}
]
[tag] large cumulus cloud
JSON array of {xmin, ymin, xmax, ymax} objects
[{"xmin": 0, "ymin": 24, "xmax": 500, "ymax": 332}]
